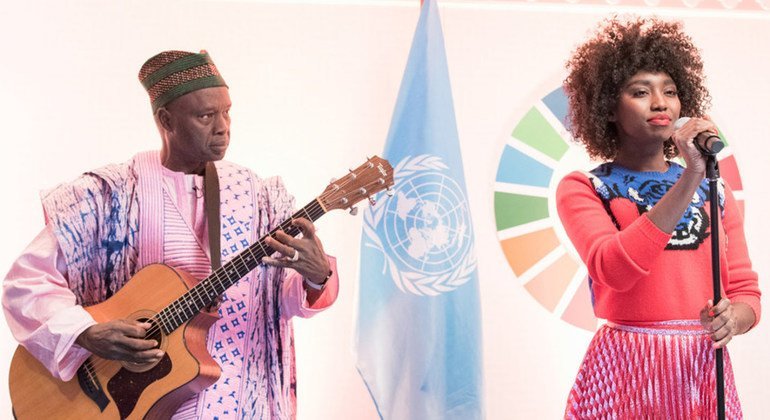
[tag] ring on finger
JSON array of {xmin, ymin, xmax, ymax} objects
[{"xmin": 288, "ymin": 249, "xmax": 300, "ymax": 262}]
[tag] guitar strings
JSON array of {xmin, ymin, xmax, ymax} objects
[
  {"xmin": 86, "ymin": 197, "xmax": 332, "ymax": 373},
  {"xmin": 84, "ymin": 200, "xmax": 328, "ymax": 375},
  {"xmin": 86, "ymin": 179, "xmax": 369, "ymax": 373},
  {"xmin": 150, "ymin": 198, "xmax": 326, "ymax": 329},
  {"xmin": 85, "ymin": 173, "xmax": 389, "ymax": 375},
  {"xmin": 148, "ymin": 171, "xmax": 376, "ymax": 331},
  {"xmin": 152, "ymin": 173, "xmax": 387, "ymax": 332}
]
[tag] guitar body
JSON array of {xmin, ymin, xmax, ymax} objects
[{"xmin": 9, "ymin": 264, "xmax": 221, "ymax": 419}]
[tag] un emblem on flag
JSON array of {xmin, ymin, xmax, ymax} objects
[{"xmin": 363, "ymin": 155, "xmax": 477, "ymax": 296}]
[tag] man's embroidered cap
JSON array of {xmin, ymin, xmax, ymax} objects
[{"xmin": 139, "ymin": 50, "xmax": 228, "ymax": 112}]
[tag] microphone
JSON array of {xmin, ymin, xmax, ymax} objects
[{"xmin": 673, "ymin": 117, "xmax": 724, "ymax": 155}]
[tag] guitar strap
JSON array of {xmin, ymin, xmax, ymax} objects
[
  {"xmin": 204, "ymin": 161, "xmax": 222, "ymax": 270},
  {"xmin": 204, "ymin": 161, "xmax": 222, "ymax": 310}
]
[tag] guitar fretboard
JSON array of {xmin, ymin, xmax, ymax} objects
[{"xmin": 153, "ymin": 199, "xmax": 326, "ymax": 334}]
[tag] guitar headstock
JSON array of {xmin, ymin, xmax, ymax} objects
[{"xmin": 319, "ymin": 156, "xmax": 394, "ymax": 214}]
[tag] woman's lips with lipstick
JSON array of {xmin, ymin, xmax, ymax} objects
[{"xmin": 648, "ymin": 115, "xmax": 671, "ymax": 126}]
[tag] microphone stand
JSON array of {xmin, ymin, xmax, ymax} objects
[{"xmin": 705, "ymin": 153, "xmax": 725, "ymax": 420}]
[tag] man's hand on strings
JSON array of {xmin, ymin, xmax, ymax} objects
[{"xmin": 76, "ymin": 319, "xmax": 164, "ymax": 363}]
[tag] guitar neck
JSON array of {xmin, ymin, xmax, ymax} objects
[{"xmin": 154, "ymin": 198, "xmax": 327, "ymax": 334}]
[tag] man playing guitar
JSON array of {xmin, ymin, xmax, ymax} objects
[{"xmin": 3, "ymin": 50, "xmax": 339, "ymax": 419}]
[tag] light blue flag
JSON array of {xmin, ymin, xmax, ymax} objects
[{"xmin": 355, "ymin": 1, "xmax": 483, "ymax": 418}]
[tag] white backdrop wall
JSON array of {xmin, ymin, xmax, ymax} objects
[{"xmin": 1, "ymin": 1, "xmax": 768, "ymax": 418}]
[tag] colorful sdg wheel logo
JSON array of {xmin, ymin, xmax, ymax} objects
[{"xmin": 494, "ymin": 86, "xmax": 745, "ymax": 331}]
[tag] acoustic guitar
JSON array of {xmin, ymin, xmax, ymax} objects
[{"xmin": 9, "ymin": 156, "xmax": 394, "ymax": 419}]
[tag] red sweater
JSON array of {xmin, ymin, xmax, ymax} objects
[{"xmin": 556, "ymin": 163, "xmax": 760, "ymax": 325}]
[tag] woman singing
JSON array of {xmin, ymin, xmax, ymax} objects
[{"xmin": 557, "ymin": 16, "xmax": 761, "ymax": 418}]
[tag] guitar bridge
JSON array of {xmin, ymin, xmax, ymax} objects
[{"xmin": 76, "ymin": 359, "xmax": 110, "ymax": 412}]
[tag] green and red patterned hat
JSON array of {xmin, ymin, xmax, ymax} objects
[{"xmin": 139, "ymin": 50, "xmax": 228, "ymax": 112}]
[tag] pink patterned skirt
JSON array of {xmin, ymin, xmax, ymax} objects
[{"xmin": 565, "ymin": 320, "xmax": 742, "ymax": 419}]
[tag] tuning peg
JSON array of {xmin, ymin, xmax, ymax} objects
[
  {"xmin": 349, "ymin": 206, "xmax": 359, "ymax": 216},
  {"xmin": 368, "ymin": 196, "xmax": 376, "ymax": 206},
  {"xmin": 349, "ymin": 169, "xmax": 357, "ymax": 179},
  {"xmin": 359, "ymin": 187, "xmax": 367, "ymax": 195},
  {"xmin": 386, "ymin": 188, "xmax": 394, "ymax": 197}
]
